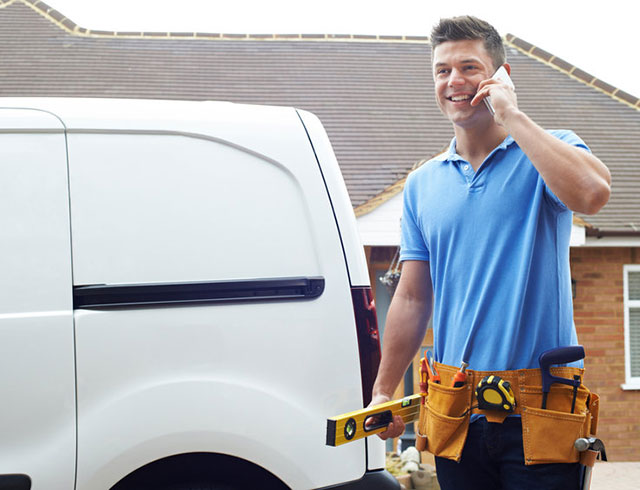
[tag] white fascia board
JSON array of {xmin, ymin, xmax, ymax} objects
[
  {"xmin": 584, "ymin": 236, "xmax": 640, "ymax": 247},
  {"xmin": 570, "ymin": 224, "xmax": 586, "ymax": 247},
  {"xmin": 356, "ymin": 192, "xmax": 402, "ymax": 246},
  {"xmin": 357, "ymin": 193, "xmax": 590, "ymax": 248}
]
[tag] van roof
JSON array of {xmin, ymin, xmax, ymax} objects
[
  {"xmin": 0, "ymin": 97, "xmax": 297, "ymax": 132},
  {"xmin": 0, "ymin": 97, "xmax": 314, "ymax": 168}
]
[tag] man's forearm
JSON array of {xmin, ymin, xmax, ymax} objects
[{"xmin": 502, "ymin": 108, "xmax": 611, "ymax": 215}]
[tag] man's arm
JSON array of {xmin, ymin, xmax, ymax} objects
[
  {"xmin": 473, "ymin": 76, "xmax": 611, "ymax": 215},
  {"xmin": 370, "ymin": 260, "xmax": 433, "ymax": 439}
]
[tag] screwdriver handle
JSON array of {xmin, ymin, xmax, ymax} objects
[
  {"xmin": 419, "ymin": 357, "xmax": 429, "ymax": 404},
  {"xmin": 426, "ymin": 351, "xmax": 440, "ymax": 384},
  {"xmin": 452, "ymin": 362, "xmax": 469, "ymax": 388}
]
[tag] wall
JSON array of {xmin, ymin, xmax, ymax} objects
[{"xmin": 571, "ymin": 246, "xmax": 640, "ymax": 461}]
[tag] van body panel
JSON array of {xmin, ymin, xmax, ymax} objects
[
  {"xmin": 66, "ymin": 130, "xmax": 324, "ymax": 286},
  {"xmin": 0, "ymin": 99, "xmax": 382, "ymax": 489},
  {"xmin": 0, "ymin": 111, "xmax": 76, "ymax": 489},
  {"xmin": 74, "ymin": 293, "xmax": 367, "ymax": 488},
  {"xmin": 296, "ymin": 110, "xmax": 370, "ymax": 287}
]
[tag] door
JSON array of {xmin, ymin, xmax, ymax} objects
[{"xmin": 0, "ymin": 109, "xmax": 76, "ymax": 489}]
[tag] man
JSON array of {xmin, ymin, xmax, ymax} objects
[{"xmin": 370, "ymin": 16, "xmax": 610, "ymax": 490}]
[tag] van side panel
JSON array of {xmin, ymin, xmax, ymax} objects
[
  {"xmin": 68, "ymin": 108, "xmax": 369, "ymax": 489},
  {"xmin": 0, "ymin": 111, "xmax": 76, "ymax": 489},
  {"xmin": 67, "ymin": 132, "xmax": 321, "ymax": 285}
]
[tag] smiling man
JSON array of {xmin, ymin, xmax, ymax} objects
[{"xmin": 369, "ymin": 16, "xmax": 611, "ymax": 490}]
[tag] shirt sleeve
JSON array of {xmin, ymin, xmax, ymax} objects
[
  {"xmin": 543, "ymin": 130, "xmax": 591, "ymax": 210},
  {"xmin": 400, "ymin": 171, "xmax": 430, "ymax": 262}
]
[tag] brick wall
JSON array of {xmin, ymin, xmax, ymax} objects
[{"xmin": 571, "ymin": 247, "xmax": 640, "ymax": 461}]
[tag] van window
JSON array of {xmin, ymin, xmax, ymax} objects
[{"xmin": 67, "ymin": 133, "xmax": 320, "ymax": 286}]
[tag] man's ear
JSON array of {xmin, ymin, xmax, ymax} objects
[{"xmin": 504, "ymin": 63, "xmax": 512, "ymax": 76}]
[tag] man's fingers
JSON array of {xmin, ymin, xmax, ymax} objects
[
  {"xmin": 470, "ymin": 88, "xmax": 489, "ymax": 107},
  {"xmin": 377, "ymin": 415, "xmax": 406, "ymax": 440}
]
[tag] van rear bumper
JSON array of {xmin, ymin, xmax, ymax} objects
[{"xmin": 315, "ymin": 469, "xmax": 400, "ymax": 489}]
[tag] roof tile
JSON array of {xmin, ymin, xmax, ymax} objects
[
  {"xmin": 550, "ymin": 56, "xmax": 573, "ymax": 72},
  {"xmin": 593, "ymin": 78, "xmax": 617, "ymax": 94},
  {"xmin": 116, "ymin": 31, "xmax": 144, "ymax": 37},
  {"xmin": 47, "ymin": 8, "xmax": 65, "ymax": 23},
  {"xmin": 530, "ymin": 46, "xmax": 553, "ymax": 61},
  {"xmin": 510, "ymin": 37, "xmax": 534, "ymax": 52},
  {"xmin": 60, "ymin": 17, "xmax": 76, "ymax": 31},
  {"xmin": 571, "ymin": 67, "xmax": 595, "ymax": 84},
  {"xmin": 615, "ymin": 89, "xmax": 639, "ymax": 106}
]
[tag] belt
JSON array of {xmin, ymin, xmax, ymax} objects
[{"xmin": 433, "ymin": 362, "xmax": 587, "ymax": 423}]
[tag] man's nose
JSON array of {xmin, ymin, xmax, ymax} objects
[{"xmin": 448, "ymin": 68, "xmax": 465, "ymax": 86}]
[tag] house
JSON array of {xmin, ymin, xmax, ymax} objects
[{"xmin": 1, "ymin": 0, "xmax": 639, "ymax": 461}]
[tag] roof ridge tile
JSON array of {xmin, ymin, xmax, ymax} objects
[
  {"xmin": 505, "ymin": 33, "xmax": 639, "ymax": 111},
  {"xmin": 15, "ymin": 0, "xmax": 431, "ymax": 44}
]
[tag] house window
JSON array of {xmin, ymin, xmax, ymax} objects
[{"xmin": 623, "ymin": 265, "xmax": 640, "ymax": 389}]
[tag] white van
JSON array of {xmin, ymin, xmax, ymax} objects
[{"xmin": 0, "ymin": 98, "xmax": 399, "ymax": 490}]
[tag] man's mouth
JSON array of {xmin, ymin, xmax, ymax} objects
[{"xmin": 447, "ymin": 94, "xmax": 472, "ymax": 102}]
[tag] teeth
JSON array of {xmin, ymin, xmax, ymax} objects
[{"xmin": 450, "ymin": 95, "xmax": 471, "ymax": 102}]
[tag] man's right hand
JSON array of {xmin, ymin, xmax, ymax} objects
[{"xmin": 366, "ymin": 394, "xmax": 406, "ymax": 440}]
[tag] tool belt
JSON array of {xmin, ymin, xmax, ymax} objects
[{"xmin": 417, "ymin": 362, "xmax": 600, "ymax": 465}]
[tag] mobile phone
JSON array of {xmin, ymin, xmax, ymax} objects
[{"xmin": 484, "ymin": 66, "xmax": 515, "ymax": 115}]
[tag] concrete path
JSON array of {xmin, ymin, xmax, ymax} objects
[{"xmin": 590, "ymin": 462, "xmax": 640, "ymax": 489}]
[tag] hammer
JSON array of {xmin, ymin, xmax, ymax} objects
[
  {"xmin": 575, "ymin": 437, "xmax": 607, "ymax": 490},
  {"xmin": 538, "ymin": 346, "xmax": 585, "ymax": 410}
]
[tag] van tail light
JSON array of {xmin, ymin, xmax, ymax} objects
[{"xmin": 351, "ymin": 287, "xmax": 381, "ymax": 407}]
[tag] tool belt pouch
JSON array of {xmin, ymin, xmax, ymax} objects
[
  {"xmin": 419, "ymin": 380, "xmax": 472, "ymax": 462},
  {"xmin": 520, "ymin": 378, "xmax": 599, "ymax": 465}
]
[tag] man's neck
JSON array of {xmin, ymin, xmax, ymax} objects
[{"xmin": 453, "ymin": 122, "xmax": 509, "ymax": 170}]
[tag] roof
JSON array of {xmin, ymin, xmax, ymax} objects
[{"xmin": 1, "ymin": 0, "xmax": 639, "ymax": 234}]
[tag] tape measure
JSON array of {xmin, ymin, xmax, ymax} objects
[
  {"xmin": 326, "ymin": 394, "xmax": 422, "ymax": 447},
  {"xmin": 475, "ymin": 375, "xmax": 516, "ymax": 413}
]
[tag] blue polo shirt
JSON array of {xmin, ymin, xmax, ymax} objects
[{"xmin": 400, "ymin": 130, "xmax": 588, "ymax": 370}]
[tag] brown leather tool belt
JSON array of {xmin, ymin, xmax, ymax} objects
[{"xmin": 417, "ymin": 362, "xmax": 600, "ymax": 465}]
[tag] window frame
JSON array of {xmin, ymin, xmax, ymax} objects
[{"xmin": 622, "ymin": 264, "xmax": 640, "ymax": 390}]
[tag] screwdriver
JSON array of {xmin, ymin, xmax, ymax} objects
[
  {"xmin": 419, "ymin": 354, "xmax": 429, "ymax": 405},
  {"xmin": 426, "ymin": 351, "xmax": 440, "ymax": 384},
  {"xmin": 452, "ymin": 361, "xmax": 469, "ymax": 388}
]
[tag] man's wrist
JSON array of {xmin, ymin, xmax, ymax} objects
[
  {"xmin": 370, "ymin": 387, "xmax": 393, "ymax": 403},
  {"xmin": 500, "ymin": 106, "xmax": 527, "ymax": 132}
]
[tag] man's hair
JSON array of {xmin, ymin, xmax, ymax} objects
[{"xmin": 430, "ymin": 16, "xmax": 506, "ymax": 70}]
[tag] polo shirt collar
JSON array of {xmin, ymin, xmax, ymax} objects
[{"xmin": 441, "ymin": 134, "xmax": 516, "ymax": 163}]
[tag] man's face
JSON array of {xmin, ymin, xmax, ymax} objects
[{"xmin": 432, "ymin": 39, "xmax": 496, "ymax": 128}]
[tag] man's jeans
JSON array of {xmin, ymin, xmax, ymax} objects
[{"xmin": 435, "ymin": 417, "xmax": 581, "ymax": 490}]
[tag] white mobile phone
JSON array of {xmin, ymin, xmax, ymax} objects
[{"xmin": 484, "ymin": 66, "xmax": 515, "ymax": 115}]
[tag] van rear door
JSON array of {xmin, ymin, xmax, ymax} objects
[{"xmin": 0, "ymin": 109, "xmax": 76, "ymax": 489}]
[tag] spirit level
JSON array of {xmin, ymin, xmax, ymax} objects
[{"xmin": 326, "ymin": 394, "xmax": 422, "ymax": 447}]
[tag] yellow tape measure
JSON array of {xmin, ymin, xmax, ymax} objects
[
  {"xmin": 475, "ymin": 375, "xmax": 516, "ymax": 412},
  {"xmin": 326, "ymin": 394, "xmax": 422, "ymax": 447}
]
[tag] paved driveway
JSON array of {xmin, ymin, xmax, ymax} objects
[{"xmin": 590, "ymin": 462, "xmax": 640, "ymax": 489}]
